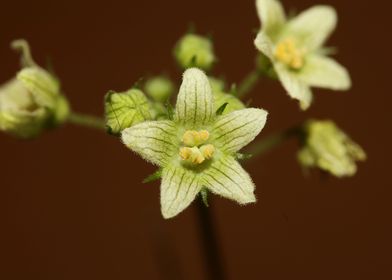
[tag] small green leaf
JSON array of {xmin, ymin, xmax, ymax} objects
[
  {"xmin": 143, "ymin": 169, "xmax": 163, "ymax": 183},
  {"xmin": 215, "ymin": 102, "xmax": 228, "ymax": 116}
]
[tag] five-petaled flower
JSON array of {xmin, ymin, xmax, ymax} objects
[
  {"xmin": 121, "ymin": 68, "xmax": 268, "ymax": 218},
  {"xmin": 254, "ymin": 0, "xmax": 351, "ymax": 110}
]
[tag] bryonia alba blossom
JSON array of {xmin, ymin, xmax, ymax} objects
[
  {"xmin": 0, "ymin": 40, "xmax": 69, "ymax": 138},
  {"xmin": 254, "ymin": 0, "xmax": 351, "ymax": 110},
  {"xmin": 121, "ymin": 68, "xmax": 268, "ymax": 218},
  {"xmin": 298, "ymin": 120, "xmax": 366, "ymax": 177}
]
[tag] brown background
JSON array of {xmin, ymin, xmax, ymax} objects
[{"xmin": 0, "ymin": 0, "xmax": 390, "ymax": 279}]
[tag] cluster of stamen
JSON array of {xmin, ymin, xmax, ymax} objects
[
  {"xmin": 274, "ymin": 37, "xmax": 305, "ymax": 70},
  {"xmin": 179, "ymin": 130, "xmax": 215, "ymax": 165}
]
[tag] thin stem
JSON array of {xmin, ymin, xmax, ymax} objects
[
  {"xmin": 67, "ymin": 112, "xmax": 106, "ymax": 130},
  {"xmin": 236, "ymin": 69, "xmax": 261, "ymax": 98},
  {"xmin": 196, "ymin": 199, "xmax": 226, "ymax": 280},
  {"xmin": 246, "ymin": 125, "xmax": 303, "ymax": 160}
]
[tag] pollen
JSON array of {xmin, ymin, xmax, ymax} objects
[
  {"xmin": 274, "ymin": 37, "xmax": 305, "ymax": 70},
  {"xmin": 182, "ymin": 129, "xmax": 210, "ymax": 146}
]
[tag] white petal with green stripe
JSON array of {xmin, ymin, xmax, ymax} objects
[
  {"xmin": 299, "ymin": 55, "xmax": 351, "ymax": 90},
  {"xmin": 274, "ymin": 64, "xmax": 313, "ymax": 110},
  {"xmin": 17, "ymin": 67, "xmax": 60, "ymax": 109},
  {"xmin": 121, "ymin": 120, "xmax": 177, "ymax": 166},
  {"xmin": 282, "ymin": 6, "xmax": 337, "ymax": 51},
  {"xmin": 201, "ymin": 155, "xmax": 256, "ymax": 204},
  {"xmin": 212, "ymin": 108, "xmax": 268, "ymax": 154},
  {"xmin": 105, "ymin": 89, "xmax": 152, "ymax": 134},
  {"xmin": 256, "ymin": 0, "xmax": 286, "ymax": 37},
  {"xmin": 160, "ymin": 166, "xmax": 202, "ymax": 219},
  {"xmin": 175, "ymin": 68, "xmax": 214, "ymax": 126}
]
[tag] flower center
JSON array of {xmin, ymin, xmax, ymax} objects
[
  {"xmin": 274, "ymin": 37, "xmax": 305, "ymax": 70},
  {"xmin": 179, "ymin": 130, "xmax": 215, "ymax": 165}
]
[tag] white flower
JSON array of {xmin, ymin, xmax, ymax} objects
[
  {"xmin": 254, "ymin": 0, "xmax": 351, "ymax": 110},
  {"xmin": 121, "ymin": 68, "xmax": 268, "ymax": 218}
]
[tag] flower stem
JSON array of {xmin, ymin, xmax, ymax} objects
[
  {"xmin": 67, "ymin": 112, "xmax": 106, "ymax": 130},
  {"xmin": 246, "ymin": 125, "xmax": 303, "ymax": 160},
  {"xmin": 236, "ymin": 69, "xmax": 261, "ymax": 98},
  {"xmin": 196, "ymin": 199, "xmax": 226, "ymax": 280}
]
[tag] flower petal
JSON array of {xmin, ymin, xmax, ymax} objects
[
  {"xmin": 201, "ymin": 155, "xmax": 256, "ymax": 204},
  {"xmin": 256, "ymin": 0, "xmax": 286, "ymax": 36},
  {"xmin": 121, "ymin": 120, "xmax": 178, "ymax": 166},
  {"xmin": 282, "ymin": 6, "xmax": 337, "ymax": 51},
  {"xmin": 212, "ymin": 108, "xmax": 268, "ymax": 154},
  {"xmin": 160, "ymin": 166, "xmax": 202, "ymax": 219},
  {"xmin": 254, "ymin": 31, "xmax": 276, "ymax": 59},
  {"xmin": 175, "ymin": 68, "xmax": 214, "ymax": 126},
  {"xmin": 274, "ymin": 64, "xmax": 313, "ymax": 110},
  {"xmin": 299, "ymin": 55, "xmax": 351, "ymax": 90}
]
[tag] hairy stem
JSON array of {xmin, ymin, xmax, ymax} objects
[
  {"xmin": 67, "ymin": 112, "xmax": 106, "ymax": 130},
  {"xmin": 237, "ymin": 69, "xmax": 262, "ymax": 98},
  {"xmin": 196, "ymin": 199, "xmax": 226, "ymax": 280},
  {"xmin": 246, "ymin": 125, "xmax": 303, "ymax": 160}
]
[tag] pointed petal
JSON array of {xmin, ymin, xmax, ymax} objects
[
  {"xmin": 212, "ymin": 108, "xmax": 268, "ymax": 154},
  {"xmin": 160, "ymin": 166, "xmax": 202, "ymax": 219},
  {"xmin": 299, "ymin": 55, "xmax": 351, "ymax": 90},
  {"xmin": 283, "ymin": 6, "xmax": 337, "ymax": 51},
  {"xmin": 274, "ymin": 64, "xmax": 313, "ymax": 110},
  {"xmin": 254, "ymin": 31, "xmax": 275, "ymax": 59},
  {"xmin": 256, "ymin": 0, "xmax": 286, "ymax": 36},
  {"xmin": 201, "ymin": 156, "xmax": 256, "ymax": 204},
  {"xmin": 175, "ymin": 68, "xmax": 214, "ymax": 126},
  {"xmin": 121, "ymin": 120, "xmax": 177, "ymax": 166}
]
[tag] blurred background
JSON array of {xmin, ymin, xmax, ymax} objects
[{"xmin": 0, "ymin": 0, "xmax": 390, "ymax": 279}]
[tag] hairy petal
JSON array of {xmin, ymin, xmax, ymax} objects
[
  {"xmin": 121, "ymin": 120, "xmax": 177, "ymax": 166},
  {"xmin": 212, "ymin": 108, "xmax": 268, "ymax": 154},
  {"xmin": 299, "ymin": 55, "xmax": 351, "ymax": 90},
  {"xmin": 274, "ymin": 64, "xmax": 313, "ymax": 110},
  {"xmin": 175, "ymin": 68, "xmax": 214, "ymax": 126},
  {"xmin": 282, "ymin": 6, "xmax": 337, "ymax": 51},
  {"xmin": 256, "ymin": 0, "xmax": 286, "ymax": 36},
  {"xmin": 254, "ymin": 31, "xmax": 275, "ymax": 59},
  {"xmin": 201, "ymin": 155, "xmax": 256, "ymax": 204},
  {"xmin": 160, "ymin": 166, "xmax": 202, "ymax": 219}
]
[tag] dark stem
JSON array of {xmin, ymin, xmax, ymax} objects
[{"xmin": 196, "ymin": 199, "xmax": 226, "ymax": 280}]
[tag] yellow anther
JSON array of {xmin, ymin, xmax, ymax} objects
[
  {"xmin": 200, "ymin": 144, "xmax": 215, "ymax": 160},
  {"xmin": 179, "ymin": 147, "xmax": 205, "ymax": 165},
  {"xmin": 274, "ymin": 37, "xmax": 304, "ymax": 70},
  {"xmin": 182, "ymin": 130, "xmax": 209, "ymax": 147}
]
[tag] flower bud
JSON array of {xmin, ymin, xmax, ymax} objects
[
  {"xmin": 174, "ymin": 34, "xmax": 216, "ymax": 71},
  {"xmin": 105, "ymin": 89, "xmax": 152, "ymax": 135},
  {"xmin": 144, "ymin": 76, "xmax": 175, "ymax": 103},
  {"xmin": 297, "ymin": 120, "xmax": 366, "ymax": 177},
  {"xmin": 0, "ymin": 67, "xmax": 69, "ymax": 138}
]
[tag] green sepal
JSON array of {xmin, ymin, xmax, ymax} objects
[
  {"xmin": 143, "ymin": 169, "xmax": 163, "ymax": 183},
  {"xmin": 235, "ymin": 153, "xmax": 253, "ymax": 161},
  {"xmin": 200, "ymin": 188, "xmax": 209, "ymax": 207},
  {"xmin": 215, "ymin": 102, "xmax": 228, "ymax": 116}
]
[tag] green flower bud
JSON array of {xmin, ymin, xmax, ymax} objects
[
  {"xmin": 105, "ymin": 89, "xmax": 152, "ymax": 135},
  {"xmin": 214, "ymin": 91, "xmax": 245, "ymax": 115},
  {"xmin": 297, "ymin": 120, "xmax": 366, "ymax": 177},
  {"xmin": 144, "ymin": 76, "xmax": 175, "ymax": 103},
  {"xmin": 174, "ymin": 34, "xmax": 216, "ymax": 71},
  {"xmin": 0, "ymin": 67, "xmax": 69, "ymax": 138},
  {"xmin": 208, "ymin": 77, "xmax": 226, "ymax": 93}
]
